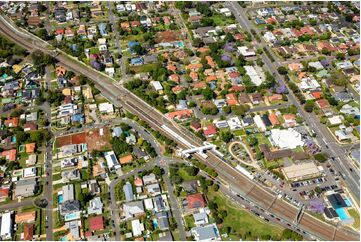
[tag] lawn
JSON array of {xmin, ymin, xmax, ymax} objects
[
  {"xmin": 183, "ymin": 214, "xmax": 195, "ymax": 230},
  {"xmin": 210, "ymin": 14, "xmax": 236, "ymax": 26},
  {"xmin": 128, "ymin": 63, "xmax": 158, "ymax": 73},
  {"xmin": 348, "ymin": 209, "xmax": 360, "ymax": 230},
  {"xmin": 207, "ymin": 191, "xmax": 283, "ymax": 240},
  {"xmin": 255, "ymin": 133, "xmax": 272, "ymax": 146},
  {"xmin": 233, "ymin": 129, "xmax": 246, "ymax": 136}
]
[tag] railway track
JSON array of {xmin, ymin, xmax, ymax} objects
[{"xmin": 0, "ymin": 15, "xmax": 358, "ymax": 241}]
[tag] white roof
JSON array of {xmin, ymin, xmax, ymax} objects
[
  {"xmin": 237, "ymin": 46, "xmax": 256, "ymax": 57},
  {"xmin": 227, "ymin": 116, "xmax": 242, "ymax": 130},
  {"xmin": 270, "ymin": 128, "xmax": 304, "ymax": 149},
  {"xmin": 144, "ymin": 198, "xmax": 154, "ymax": 210},
  {"xmin": 151, "ymin": 81, "xmax": 163, "ymax": 91},
  {"xmin": 131, "ymin": 219, "xmax": 144, "ymax": 237},
  {"xmin": 104, "ymin": 151, "xmax": 121, "ymax": 170},
  {"xmin": 308, "ymin": 61, "xmax": 324, "ymax": 70},
  {"xmin": 244, "ymin": 66, "xmax": 263, "ymax": 86},
  {"xmin": 23, "ymin": 167, "xmax": 36, "ymax": 178},
  {"xmin": 328, "ymin": 115, "xmax": 343, "ymax": 125},
  {"xmin": 98, "ymin": 102, "xmax": 114, "ymax": 113},
  {"xmin": 0, "ymin": 212, "xmax": 12, "ymax": 239},
  {"xmin": 254, "ymin": 115, "xmax": 266, "ymax": 131}
]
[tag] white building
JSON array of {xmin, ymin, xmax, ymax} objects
[
  {"xmin": 151, "ymin": 81, "xmax": 163, "ymax": 92},
  {"xmin": 98, "ymin": 102, "xmax": 114, "ymax": 114},
  {"xmin": 244, "ymin": 66, "xmax": 264, "ymax": 86},
  {"xmin": 237, "ymin": 46, "xmax": 256, "ymax": 57},
  {"xmin": 269, "ymin": 128, "xmax": 304, "ymax": 149},
  {"xmin": 254, "ymin": 115, "xmax": 266, "ymax": 131},
  {"xmin": 104, "ymin": 151, "xmax": 121, "ymax": 171},
  {"xmin": 227, "ymin": 117, "xmax": 242, "ymax": 130},
  {"xmin": 131, "ymin": 219, "xmax": 144, "ymax": 237},
  {"xmin": 0, "ymin": 212, "xmax": 13, "ymax": 240},
  {"xmin": 263, "ymin": 31, "xmax": 277, "ymax": 43},
  {"xmin": 23, "ymin": 167, "xmax": 37, "ymax": 178}
]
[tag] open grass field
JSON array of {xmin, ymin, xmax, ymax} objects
[
  {"xmin": 348, "ymin": 209, "xmax": 360, "ymax": 230},
  {"xmin": 207, "ymin": 191, "xmax": 284, "ymax": 240}
]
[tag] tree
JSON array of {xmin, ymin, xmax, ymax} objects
[
  {"xmin": 220, "ymin": 131, "xmax": 233, "ymax": 143},
  {"xmin": 304, "ymin": 100, "xmax": 314, "ymax": 113},
  {"xmin": 231, "ymin": 105, "xmax": 249, "ymax": 116},
  {"xmin": 30, "ymin": 131, "xmax": 44, "ymax": 144},
  {"xmin": 202, "ymin": 87, "xmax": 215, "ymax": 100},
  {"xmin": 153, "ymin": 166, "xmax": 163, "ymax": 177},
  {"xmin": 277, "ymin": 66, "xmax": 288, "ymax": 75},
  {"xmin": 248, "ymin": 135, "xmax": 258, "ymax": 147},
  {"xmin": 185, "ymin": 166, "xmax": 199, "ymax": 176},
  {"xmin": 222, "ymin": 106, "xmax": 231, "ymax": 114}
]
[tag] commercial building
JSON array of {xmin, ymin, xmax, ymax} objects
[
  {"xmin": 282, "ymin": 162, "xmax": 321, "ymax": 181},
  {"xmin": 269, "ymin": 128, "xmax": 304, "ymax": 149}
]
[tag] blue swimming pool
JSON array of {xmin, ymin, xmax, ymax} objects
[
  {"xmin": 58, "ymin": 194, "xmax": 63, "ymax": 204},
  {"xmin": 64, "ymin": 212, "xmax": 80, "ymax": 221},
  {"xmin": 335, "ymin": 207, "xmax": 350, "ymax": 220},
  {"xmin": 344, "ymin": 198, "xmax": 352, "ymax": 207},
  {"xmin": 152, "ymin": 219, "xmax": 158, "ymax": 229}
]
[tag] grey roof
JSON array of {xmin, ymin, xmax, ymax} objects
[
  {"xmin": 14, "ymin": 178, "xmax": 37, "ymax": 197},
  {"xmin": 154, "ymin": 195, "xmax": 166, "ymax": 211},
  {"xmin": 62, "ymin": 184, "xmax": 74, "ymax": 202},
  {"xmin": 123, "ymin": 182, "xmax": 135, "ymax": 201},
  {"xmin": 191, "ymin": 223, "xmax": 220, "ymax": 241},
  {"xmin": 60, "ymin": 200, "xmax": 81, "ymax": 215},
  {"xmin": 158, "ymin": 231, "xmax": 173, "ymax": 241}
]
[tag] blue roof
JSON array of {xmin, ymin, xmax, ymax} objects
[
  {"xmin": 130, "ymin": 57, "xmax": 143, "ymax": 65},
  {"xmin": 71, "ymin": 114, "xmax": 84, "ymax": 122},
  {"xmin": 113, "ymin": 127, "xmax": 123, "ymax": 137},
  {"xmin": 128, "ymin": 41, "xmax": 140, "ymax": 48}
]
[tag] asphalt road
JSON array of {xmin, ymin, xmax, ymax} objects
[
  {"xmin": 227, "ymin": 2, "xmax": 360, "ymax": 204},
  {"xmin": 0, "ymin": 14, "xmax": 358, "ymax": 241}
]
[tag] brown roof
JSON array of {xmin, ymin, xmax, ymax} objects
[
  {"xmin": 259, "ymin": 144, "xmax": 292, "ymax": 160},
  {"xmin": 24, "ymin": 223, "xmax": 34, "ymax": 241}
]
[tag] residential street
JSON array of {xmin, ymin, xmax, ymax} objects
[{"xmin": 227, "ymin": 2, "xmax": 360, "ymax": 204}]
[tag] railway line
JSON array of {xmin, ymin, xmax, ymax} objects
[{"xmin": 0, "ymin": 14, "xmax": 358, "ymax": 241}]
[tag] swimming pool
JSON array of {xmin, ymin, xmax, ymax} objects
[
  {"xmin": 344, "ymin": 198, "xmax": 352, "ymax": 207},
  {"xmin": 58, "ymin": 195, "xmax": 63, "ymax": 204},
  {"xmin": 335, "ymin": 207, "xmax": 350, "ymax": 220},
  {"xmin": 152, "ymin": 219, "xmax": 158, "ymax": 229},
  {"xmin": 64, "ymin": 212, "xmax": 80, "ymax": 221}
]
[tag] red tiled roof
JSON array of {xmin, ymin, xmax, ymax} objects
[
  {"xmin": 310, "ymin": 91, "xmax": 322, "ymax": 99},
  {"xmin": 167, "ymin": 109, "xmax": 193, "ymax": 120},
  {"xmin": 89, "ymin": 216, "xmax": 104, "ymax": 231},
  {"xmin": 203, "ymin": 124, "xmax": 217, "ymax": 137},
  {"xmin": 316, "ymin": 99, "xmax": 330, "ymax": 109},
  {"xmin": 226, "ymin": 93, "xmax": 239, "ymax": 106},
  {"xmin": 269, "ymin": 113, "xmax": 280, "ymax": 126},
  {"xmin": 187, "ymin": 193, "xmax": 206, "ymax": 209},
  {"xmin": 0, "ymin": 187, "xmax": 10, "ymax": 198},
  {"xmin": 1, "ymin": 149, "xmax": 17, "ymax": 162}
]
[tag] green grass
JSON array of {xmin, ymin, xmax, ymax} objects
[
  {"xmin": 348, "ymin": 209, "xmax": 360, "ymax": 230},
  {"xmin": 255, "ymin": 133, "xmax": 272, "ymax": 146},
  {"xmin": 178, "ymin": 168, "xmax": 197, "ymax": 181},
  {"xmin": 207, "ymin": 191, "xmax": 283, "ymax": 240},
  {"xmin": 233, "ymin": 129, "xmax": 246, "ymax": 136},
  {"xmin": 210, "ymin": 14, "xmax": 236, "ymax": 26},
  {"xmin": 128, "ymin": 63, "xmax": 158, "ymax": 73},
  {"xmin": 184, "ymin": 215, "xmax": 195, "ymax": 230}
]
